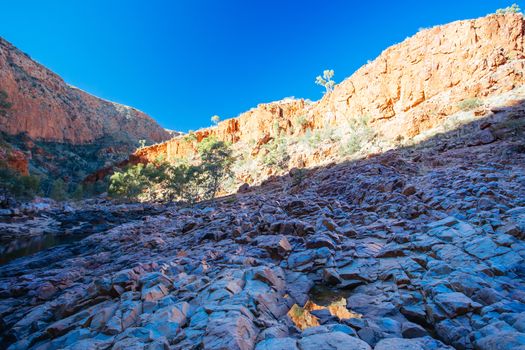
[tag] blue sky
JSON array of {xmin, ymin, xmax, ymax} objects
[{"xmin": 0, "ymin": 1, "xmax": 516, "ymax": 131}]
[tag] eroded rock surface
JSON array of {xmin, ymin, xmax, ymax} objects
[{"xmin": 1, "ymin": 116, "xmax": 525, "ymax": 350}]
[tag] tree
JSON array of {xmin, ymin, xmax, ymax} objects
[
  {"xmin": 195, "ymin": 136, "xmax": 233, "ymax": 200},
  {"xmin": 138, "ymin": 139, "xmax": 147, "ymax": 149},
  {"xmin": 50, "ymin": 179, "xmax": 68, "ymax": 201},
  {"xmin": 211, "ymin": 115, "xmax": 220, "ymax": 125},
  {"xmin": 0, "ymin": 164, "xmax": 41, "ymax": 201},
  {"xmin": 108, "ymin": 163, "xmax": 149, "ymax": 199},
  {"xmin": 496, "ymin": 3, "xmax": 521, "ymax": 14},
  {"xmin": 315, "ymin": 70, "xmax": 335, "ymax": 93},
  {"xmin": 107, "ymin": 137, "xmax": 233, "ymax": 204}
]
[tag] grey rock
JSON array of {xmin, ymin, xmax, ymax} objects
[{"xmin": 298, "ymin": 331, "xmax": 371, "ymax": 350}]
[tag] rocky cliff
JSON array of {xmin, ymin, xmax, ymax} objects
[
  {"xmin": 131, "ymin": 14, "xmax": 525, "ymax": 176},
  {"xmin": 0, "ymin": 37, "xmax": 171, "ymax": 180},
  {"xmin": 0, "ymin": 37, "xmax": 170, "ymax": 144}
]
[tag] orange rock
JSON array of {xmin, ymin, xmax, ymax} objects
[
  {"xmin": 0, "ymin": 149, "xmax": 29, "ymax": 175},
  {"xmin": 0, "ymin": 37, "xmax": 170, "ymax": 144},
  {"xmin": 133, "ymin": 14, "xmax": 524, "ymax": 171}
]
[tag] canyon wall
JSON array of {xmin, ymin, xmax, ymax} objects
[
  {"xmin": 0, "ymin": 37, "xmax": 170, "ymax": 145},
  {"xmin": 134, "ymin": 14, "xmax": 525, "ymax": 164}
]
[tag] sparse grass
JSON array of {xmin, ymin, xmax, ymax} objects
[
  {"xmin": 457, "ymin": 98, "xmax": 482, "ymax": 111},
  {"xmin": 338, "ymin": 115, "xmax": 374, "ymax": 157}
]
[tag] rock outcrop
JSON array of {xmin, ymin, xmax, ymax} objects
[
  {"xmin": 132, "ymin": 14, "xmax": 525, "ymax": 168},
  {"xmin": 1, "ymin": 101, "xmax": 524, "ymax": 349},
  {"xmin": 0, "ymin": 37, "xmax": 170, "ymax": 144}
]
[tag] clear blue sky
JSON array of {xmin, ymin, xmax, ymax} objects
[{"xmin": 0, "ymin": 1, "xmax": 516, "ymax": 131}]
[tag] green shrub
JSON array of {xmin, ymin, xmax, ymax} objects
[
  {"xmin": 0, "ymin": 90, "xmax": 12, "ymax": 116},
  {"xmin": 339, "ymin": 115, "xmax": 374, "ymax": 157},
  {"xmin": 0, "ymin": 164, "xmax": 41, "ymax": 200},
  {"xmin": 496, "ymin": 3, "xmax": 521, "ymax": 14},
  {"xmin": 195, "ymin": 136, "xmax": 234, "ymax": 200},
  {"xmin": 295, "ymin": 115, "xmax": 308, "ymax": 128},
  {"xmin": 108, "ymin": 163, "xmax": 151, "ymax": 200},
  {"xmin": 50, "ymin": 179, "xmax": 68, "ymax": 201},
  {"xmin": 457, "ymin": 98, "xmax": 482, "ymax": 111},
  {"xmin": 108, "ymin": 137, "xmax": 233, "ymax": 204},
  {"xmin": 262, "ymin": 133, "xmax": 290, "ymax": 170}
]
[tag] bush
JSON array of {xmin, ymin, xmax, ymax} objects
[
  {"xmin": 496, "ymin": 3, "xmax": 521, "ymax": 14},
  {"xmin": 457, "ymin": 98, "xmax": 482, "ymax": 111},
  {"xmin": 339, "ymin": 115, "xmax": 373, "ymax": 157},
  {"xmin": 262, "ymin": 133, "xmax": 290, "ymax": 170},
  {"xmin": 50, "ymin": 179, "xmax": 68, "ymax": 201},
  {"xmin": 183, "ymin": 131, "xmax": 197, "ymax": 143},
  {"xmin": 295, "ymin": 115, "xmax": 308, "ymax": 128},
  {"xmin": 0, "ymin": 90, "xmax": 12, "ymax": 116},
  {"xmin": 0, "ymin": 164, "xmax": 41, "ymax": 201},
  {"xmin": 108, "ymin": 137, "xmax": 233, "ymax": 204}
]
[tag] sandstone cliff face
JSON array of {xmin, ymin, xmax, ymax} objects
[
  {"xmin": 313, "ymin": 13, "xmax": 525, "ymax": 139},
  {"xmin": 0, "ymin": 37, "xmax": 170, "ymax": 144},
  {"xmin": 133, "ymin": 14, "xmax": 525, "ymax": 167}
]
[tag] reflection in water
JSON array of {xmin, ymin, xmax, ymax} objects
[
  {"xmin": 0, "ymin": 233, "xmax": 89, "ymax": 265},
  {"xmin": 287, "ymin": 285, "xmax": 362, "ymax": 330}
]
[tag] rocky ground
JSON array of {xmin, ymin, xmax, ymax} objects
[
  {"xmin": 0, "ymin": 200, "xmax": 165, "ymax": 264},
  {"xmin": 1, "ymin": 113, "xmax": 525, "ymax": 350}
]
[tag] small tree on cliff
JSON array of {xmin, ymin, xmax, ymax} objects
[
  {"xmin": 315, "ymin": 70, "xmax": 335, "ymax": 93},
  {"xmin": 496, "ymin": 3, "xmax": 521, "ymax": 14},
  {"xmin": 211, "ymin": 115, "xmax": 220, "ymax": 125}
]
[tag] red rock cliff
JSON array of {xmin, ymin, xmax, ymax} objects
[
  {"xmin": 0, "ymin": 37, "xmax": 170, "ymax": 144},
  {"xmin": 123, "ymin": 14, "xmax": 525, "ymax": 170}
]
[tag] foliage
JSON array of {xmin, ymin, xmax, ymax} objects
[
  {"xmin": 194, "ymin": 136, "xmax": 234, "ymax": 201},
  {"xmin": 71, "ymin": 184, "xmax": 85, "ymax": 201},
  {"xmin": 211, "ymin": 115, "xmax": 220, "ymax": 125},
  {"xmin": 50, "ymin": 179, "xmax": 68, "ymax": 201},
  {"xmin": 0, "ymin": 90, "xmax": 12, "ymax": 116},
  {"xmin": 0, "ymin": 165, "xmax": 41, "ymax": 200},
  {"xmin": 108, "ymin": 163, "xmax": 160, "ymax": 200},
  {"xmin": 108, "ymin": 137, "xmax": 233, "ymax": 204},
  {"xmin": 315, "ymin": 69, "xmax": 335, "ymax": 93},
  {"xmin": 262, "ymin": 132, "xmax": 290, "ymax": 170},
  {"xmin": 496, "ymin": 3, "xmax": 521, "ymax": 14},
  {"xmin": 457, "ymin": 98, "xmax": 482, "ymax": 111},
  {"xmin": 339, "ymin": 115, "xmax": 374, "ymax": 157},
  {"xmin": 138, "ymin": 139, "xmax": 147, "ymax": 149},
  {"xmin": 183, "ymin": 131, "xmax": 197, "ymax": 143}
]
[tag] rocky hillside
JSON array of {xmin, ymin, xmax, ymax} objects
[
  {"xmin": 1, "ymin": 92, "xmax": 524, "ymax": 349},
  {"xmin": 126, "ymin": 14, "xmax": 524, "ymax": 187},
  {"xmin": 0, "ymin": 36, "xmax": 170, "ymax": 181}
]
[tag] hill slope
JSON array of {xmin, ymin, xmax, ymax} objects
[{"xmin": 0, "ymin": 37, "xmax": 171, "ymax": 183}]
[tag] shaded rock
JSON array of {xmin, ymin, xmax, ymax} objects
[{"xmin": 297, "ymin": 331, "xmax": 371, "ymax": 350}]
